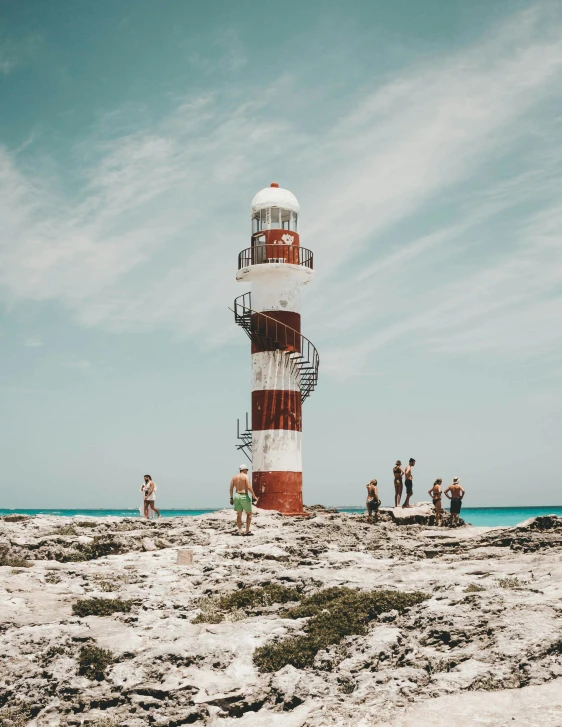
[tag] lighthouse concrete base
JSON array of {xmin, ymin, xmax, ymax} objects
[{"xmin": 253, "ymin": 471, "xmax": 303, "ymax": 514}]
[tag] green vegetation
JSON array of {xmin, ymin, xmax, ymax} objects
[
  {"xmin": 0, "ymin": 704, "xmax": 32, "ymax": 726},
  {"xmin": 55, "ymin": 524, "xmax": 77, "ymax": 536},
  {"xmin": 59, "ymin": 536, "xmax": 122, "ymax": 562},
  {"xmin": 72, "ymin": 597, "xmax": 133, "ymax": 617},
  {"xmin": 97, "ymin": 580, "xmax": 117, "ymax": 592},
  {"xmin": 498, "ymin": 577, "xmax": 520, "ymax": 589},
  {"xmin": 78, "ymin": 645, "xmax": 114, "ymax": 681},
  {"xmin": 254, "ymin": 587, "xmax": 428, "ymax": 672},
  {"xmin": 337, "ymin": 676, "xmax": 357, "ymax": 694},
  {"xmin": 37, "ymin": 644, "xmax": 71, "ymax": 667},
  {"xmin": 464, "ymin": 583, "xmax": 485, "ymax": 593},
  {"xmin": 1, "ymin": 515, "xmax": 29, "ymax": 523},
  {"xmin": 0, "ymin": 555, "xmax": 33, "ymax": 568},
  {"xmin": 76, "ymin": 521, "xmax": 99, "ymax": 528},
  {"xmin": 193, "ymin": 584, "xmax": 300, "ymax": 624}
]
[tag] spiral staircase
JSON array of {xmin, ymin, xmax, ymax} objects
[{"xmin": 233, "ymin": 256, "xmax": 320, "ymax": 462}]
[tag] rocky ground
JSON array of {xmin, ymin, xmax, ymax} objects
[{"xmin": 1, "ymin": 505, "xmax": 561, "ymax": 727}]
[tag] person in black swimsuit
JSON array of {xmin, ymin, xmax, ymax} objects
[
  {"xmin": 403, "ymin": 458, "xmax": 416, "ymax": 508},
  {"xmin": 393, "ymin": 461, "xmax": 404, "ymax": 507},
  {"xmin": 366, "ymin": 479, "xmax": 381, "ymax": 522},
  {"xmin": 428, "ymin": 478, "xmax": 443, "ymax": 526}
]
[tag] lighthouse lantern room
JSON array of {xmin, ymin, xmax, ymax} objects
[{"xmin": 234, "ymin": 183, "xmax": 319, "ymax": 514}]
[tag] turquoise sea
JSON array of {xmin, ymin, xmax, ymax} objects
[{"xmin": 1, "ymin": 506, "xmax": 561, "ymax": 527}]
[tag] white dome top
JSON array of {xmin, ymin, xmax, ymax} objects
[{"xmin": 251, "ymin": 183, "xmax": 300, "ymax": 215}]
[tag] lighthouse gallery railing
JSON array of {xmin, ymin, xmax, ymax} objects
[
  {"xmin": 238, "ymin": 244, "xmax": 313, "ymax": 270},
  {"xmin": 232, "ymin": 292, "xmax": 319, "ymax": 403}
]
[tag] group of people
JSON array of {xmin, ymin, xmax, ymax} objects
[
  {"xmin": 141, "ymin": 464, "xmax": 464, "ymax": 531},
  {"xmin": 366, "ymin": 458, "xmax": 465, "ymax": 526},
  {"xmin": 228, "ymin": 460, "xmax": 466, "ymax": 535}
]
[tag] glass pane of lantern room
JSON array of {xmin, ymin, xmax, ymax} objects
[
  {"xmin": 260, "ymin": 208, "xmax": 268, "ymax": 229},
  {"xmin": 252, "ymin": 212, "xmax": 260, "ymax": 234},
  {"xmin": 281, "ymin": 208, "xmax": 291, "ymax": 229},
  {"xmin": 270, "ymin": 207, "xmax": 280, "ymax": 227},
  {"xmin": 291, "ymin": 212, "xmax": 298, "ymax": 231}
]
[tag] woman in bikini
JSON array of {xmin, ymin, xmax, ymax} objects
[
  {"xmin": 366, "ymin": 479, "xmax": 381, "ymax": 522},
  {"xmin": 393, "ymin": 460, "xmax": 405, "ymax": 507},
  {"xmin": 428, "ymin": 478, "xmax": 443, "ymax": 526}
]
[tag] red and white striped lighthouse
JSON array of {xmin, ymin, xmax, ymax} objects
[{"xmin": 234, "ymin": 183, "xmax": 319, "ymax": 514}]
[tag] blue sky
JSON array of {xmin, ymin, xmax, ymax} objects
[{"xmin": 1, "ymin": 0, "xmax": 560, "ymax": 508}]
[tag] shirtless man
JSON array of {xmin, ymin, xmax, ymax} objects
[
  {"xmin": 403, "ymin": 458, "xmax": 416, "ymax": 508},
  {"xmin": 365, "ymin": 479, "xmax": 380, "ymax": 523},
  {"xmin": 444, "ymin": 477, "xmax": 465, "ymax": 526},
  {"xmin": 230, "ymin": 465, "xmax": 258, "ymax": 536},
  {"xmin": 428, "ymin": 478, "xmax": 443, "ymax": 526}
]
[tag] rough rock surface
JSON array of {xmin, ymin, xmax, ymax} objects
[{"xmin": 1, "ymin": 508, "xmax": 561, "ymax": 726}]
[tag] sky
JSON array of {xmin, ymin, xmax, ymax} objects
[{"xmin": 1, "ymin": 0, "xmax": 561, "ymax": 509}]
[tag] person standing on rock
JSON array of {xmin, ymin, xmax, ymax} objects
[
  {"xmin": 230, "ymin": 465, "xmax": 258, "ymax": 536},
  {"xmin": 444, "ymin": 477, "xmax": 465, "ymax": 526},
  {"xmin": 140, "ymin": 479, "xmax": 149, "ymax": 519},
  {"xmin": 144, "ymin": 475, "xmax": 161, "ymax": 519},
  {"xmin": 393, "ymin": 460, "xmax": 405, "ymax": 507},
  {"xmin": 403, "ymin": 458, "xmax": 416, "ymax": 508},
  {"xmin": 428, "ymin": 478, "xmax": 443, "ymax": 526},
  {"xmin": 366, "ymin": 479, "xmax": 381, "ymax": 522}
]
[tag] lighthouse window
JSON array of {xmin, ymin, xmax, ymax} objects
[
  {"xmin": 252, "ymin": 212, "xmax": 260, "ymax": 234},
  {"xmin": 270, "ymin": 207, "xmax": 280, "ymax": 226},
  {"xmin": 281, "ymin": 208, "xmax": 291, "ymax": 230},
  {"xmin": 292, "ymin": 212, "xmax": 298, "ymax": 231}
]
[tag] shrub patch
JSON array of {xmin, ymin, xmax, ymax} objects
[
  {"xmin": 58, "ymin": 537, "xmax": 122, "ymax": 562},
  {"xmin": 0, "ymin": 703, "xmax": 32, "ymax": 726},
  {"xmin": 78, "ymin": 645, "xmax": 114, "ymax": 681},
  {"xmin": 0, "ymin": 555, "xmax": 33, "ymax": 568},
  {"xmin": 253, "ymin": 587, "xmax": 428, "ymax": 672},
  {"xmin": 193, "ymin": 584, "xmax": 300, "ymax": 624},
  {"xmin": 72, "ymin": 597, "xmax": 133, "ymax": 617}
]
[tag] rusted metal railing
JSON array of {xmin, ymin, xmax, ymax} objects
[{"xmin": 232, "ymin": 292, "xmax": 319, "ymax": 403}]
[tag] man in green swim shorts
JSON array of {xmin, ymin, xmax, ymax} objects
[{"xmin": 229, "ymin": 465, "xmax": 259, "ymax": 536}]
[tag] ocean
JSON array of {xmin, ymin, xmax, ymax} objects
[{"xmin": 1, "ymin": 506, "xmax": 561, "ymax": 527}]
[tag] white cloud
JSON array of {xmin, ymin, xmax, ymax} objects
[
  {"xmin": 0, "ymin": 57, "xmax": 16, "ymax": 75},
  {"xmin": 1, "ymin": 5, "xmax": 562, "ymax": 376},
  {"xmin": 63, "ymin": 359, "xmax": 93, "ymax": 372},
  {"xmin": 23, "ymin": 337, "xmax": 43, "ymax": 347}
]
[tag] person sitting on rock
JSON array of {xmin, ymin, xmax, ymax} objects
[
  {"xmin": 428, "ymin": 478, "xmax": 443, "ymax": 526},
  {"xmin": 444, "ymin": 477, "xmax": 465, "ymax": 526},
  {"xmin": 366, "ymin": 480, "xmax": 381, "ymax": 522}
]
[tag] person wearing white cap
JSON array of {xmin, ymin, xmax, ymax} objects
[
  {"xmin": 229, "ymin": 465, "xmax": 259, "ymax": 536},
  {"xmin": 444, "ymin": 477, "xmax": 465, "ymax": 526}
]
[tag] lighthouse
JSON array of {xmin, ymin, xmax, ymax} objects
[{"xmin": 234, "ymin": 183, "xmax": 319, "ymax": 514}]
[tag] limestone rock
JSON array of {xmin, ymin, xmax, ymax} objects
[
  {"xmin": 141, "ymin": 537, "xmax": 158, "ymax": 551},
  {"xmin": 0, "ymin": 511, "xmax": 561, "ymax": 727}
]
